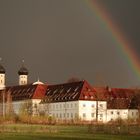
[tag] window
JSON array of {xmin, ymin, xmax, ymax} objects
[
  {"xmin": 67, "ymin": 104, "xmax": 69, "ymax": 108},
  {"xmin": 56, "ymin": 104, "xmax": 58, "ymax": 109},
  {"xmin": 64, "ymin": 113, "xmax": 65, "ymax": 118},
  {"xmin": 67, "ymin": 113, "xmax": 69, "ymax": 118},
  {"xmin": 75, "ymin": 113, "xmax": 77, "ymax": 118},
  {"xmin": 132, "ymin": 112, "xmax": 134, "ymax": 116},
  {"xmin": 91, "ymin": 104, "xmax": 95, "ymax": 108},
  {"xmin": 71, "ymin": 104, "xmax": 73, "ymax": 108},
  {"xmin": 117, "ymin": 112, "xmax": 120, "ymax": 115},
  {"xmin": 91, "ymin": 113, "xmax": 94, "ymax": 118},
  {"xmin": 71, "ymin": 113, "xmax": 73, "ymax": 118},
  {"xmin": 99, "ymin": 118, "xmax": 102, "ymax": 121},
  {"xmin": 99, "ymin": 104, "xmax": 103, "ymax": 108},
  {"xmin": 83, "ymin": 113, "xmax": 86, "ymax": 118},
  {"xmin": 100, "ymin": 114, "xmax": 103, "ymax": 117},
  {"xmin": 56, "ymin": 113, "xmax": 58, "ymax": 118},
  {"xmin": 83, "ymin": 104, "xmax": 86, "ymax": 107}
]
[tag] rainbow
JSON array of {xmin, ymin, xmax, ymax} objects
[{"xmin": 84, "ymin": 0, "xmax": 140, "ymax": 79}]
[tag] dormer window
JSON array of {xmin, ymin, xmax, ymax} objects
[
  {"xmin": 60, "ymin": 88, "xmax": 64, "ymax": 93},
  {"xmin": 74, "ymin": 87, "xmax": 79, "ymax": 92},
  {"xmin": 67, "ymin": 88, "xmax": 71, "ymax": 93},
  {"xmin": 47, "ymin": 90, "xmax": 51, "ymax": 95},
  {"xmin": 91, "ymin": 96, "xmax": 94, "ymax": 99},
  {"xmin": 88, "ymin": 89, "xmax": 91, "ymax": 92},
  {"xmin": 84, "ymin": 96, "xmax": 88, "ymax": 99},
  {"xmin": 54, "ymin": 89, "xmax": 58, "ymax": 94}
]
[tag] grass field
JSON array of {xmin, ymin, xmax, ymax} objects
[{"xmin": 0, "ymin": 124, "xmax": 140, "ymax": 140}]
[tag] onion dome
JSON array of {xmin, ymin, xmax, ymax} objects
[
  {"xmin": 0, "ymin": 64, "xmax": 5, "ymax": 74},
  {"xmin": 18, "ymin": 60, "xmax": 28, "ymax": 75},
  {"xmin": 18, "ymin": 66, "xmax": 28, "ymax": 75}
]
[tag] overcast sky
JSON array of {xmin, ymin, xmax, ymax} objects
[{"xmin": 0, "ymin": 0, "xmax": 140, "ymax": 88}]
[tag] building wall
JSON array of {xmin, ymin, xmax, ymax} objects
[
  {"xmin": 78, "ymin": 100, "xmax": 96, "ymax": 121},
  {"xmin": 12, "ymin": 99, "xmax": 41, "ymax": 115},
  {"xmin": 12, "ymin": 100, "xmax": 26, "ymax": 114},
  {"xmin": 32, "ymin": 99, "xmax": 42, "ymax": 116},
  {"xmin": 128, "ymin": 109, "xmax": 139, "ymax": 120},
  {"xmin": 6, "ymin": 99, "xmax": 139, "ymax": 123},
  {"xmin": 107, "ymin": 109, "xmax": 139, "ymax": 122},
  {"xmin": 97, "ymin": 101, "xmax": 107, "ymax": 122},
  {"xmin": 40, "ymin": 100, "xmax": 107, "ymax": 122},
  {"xmin": 41, "ymin": 101, "xmax": 79, "ymax": 120}
]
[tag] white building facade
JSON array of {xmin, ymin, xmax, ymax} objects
[{"xmin": 0, "ymin": 62, "xmax": 139, "ymax": 123}]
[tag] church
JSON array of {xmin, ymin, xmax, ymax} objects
[{"xmin": 0, "ymin": 62, "xmax": 139, "ymax": 123}]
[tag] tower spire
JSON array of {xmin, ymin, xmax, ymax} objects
[
  {"xmin": 37, "ymin": 76, "xmax": 40, "ymax": 82},
  {"xmin": 22, "ymin": 59, "xmax": 25, "ymax": 67}
]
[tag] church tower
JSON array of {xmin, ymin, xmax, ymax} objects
[
  {"xmin": 0, "ymin": 59, "xmax": 6, "ymax": 90},
  {"xmin": 18, "ymin": 60, "xmax": 28, "ymax": 85}
]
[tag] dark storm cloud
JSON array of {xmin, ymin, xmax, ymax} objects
[
  {"xmin": 96, "ymin": 0, "xmax": 140, "ymax": 54},
  {"xmin": 0, "ymin": 0, "xmax": 140, "ymax": 87}
]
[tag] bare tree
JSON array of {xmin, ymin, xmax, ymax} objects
[
  {"xmin": 39, "ymin": 96, "xmax": 51, "ymax": 116},
  {"xmin": 6, "ymin": 90, "xmax": 14, "ymax": 117},
  {"xmin": 67, "ymin": 77, "xmax": 80, "ymax": 83},
  {"xmin": 19, "ymin": 100, "xmax": 33, "ymax": 116}
]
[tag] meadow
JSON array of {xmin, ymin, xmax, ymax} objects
[{"xmin": 0, "ymin": 124, "xmax": 140, "ymax": 140}]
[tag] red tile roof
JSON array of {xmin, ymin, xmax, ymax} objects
[
  {"xmin": 93, "ymin": 86, "xmax": 139, "ymax": 109},
  {"xmin": 43, "ymin": 80, "xmax": 96, "ymax": 103},
  {"xmin": 0, "ymin": 80, "xmax": 140, "ymax": 110},
  {"xmin": 1, "ymin": 84, "xmax": 47, "ymax": 101}
]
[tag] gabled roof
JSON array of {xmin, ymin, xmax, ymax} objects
[
  {"xmin": 43, "ymin": 80, "xmax": 96, "ymax": 103},
  {"xmin": 1, "ymin": 84, "xmax": 47, "ymax": 101},
  {"xmin": 93, "ymin": 87, "xmax": 110, "ymax": 101},
  {"xmin": 94, "ymin": 86, "xmax": 138, "ymax": 109},
  {"xmin": 107, "ymin": 88, "xmax": 136, "ymax": 109},
  {"xmin": 107, "ymin": 98, "xmax": 131, "ymax": 109}
]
